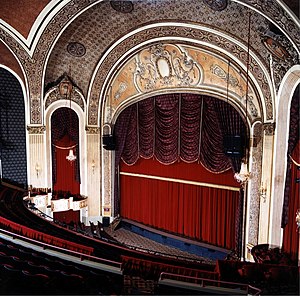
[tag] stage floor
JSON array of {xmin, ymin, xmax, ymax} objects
[{"xmin": 103, "ymin": 219, "xmax": 230, "ymax": 264}]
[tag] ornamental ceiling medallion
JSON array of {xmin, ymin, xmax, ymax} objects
[
  {"xmin": 67, "ymin": 42, "xmax": 86, "ymax": 57},
  {"xmin": 134, "ymin": 44, "xmax": 201, "ymax": 93},
  {"xmin": 110, "ymin": 1, "xmax": 133, "ymax": 13},
  {"xmin": 203, "ymin": 0, "xmax": 228, "ymax": 11}
]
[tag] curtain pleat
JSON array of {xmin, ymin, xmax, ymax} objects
[
  {"xmin": 115, "ymin": 93, "xmax": 245, "ymax": 249},
  {"xmin": 120, "ymin": 158, "xmax": 239, "ymax": 250}
]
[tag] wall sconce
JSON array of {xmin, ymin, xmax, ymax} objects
[
  {"xmin": 35, "ymin": 163, "xmax": 41, "ymax": 178},
  {"xmin": 260, "ymin": 182, "xmax": 267, "ymax": 203},
  {"xmin": 91, "ymin": 160, "xmax": 96, "ymax": 174},
  {"xmin": 296, "ymin": 209, "xmax": 300, "ymax": 231}
]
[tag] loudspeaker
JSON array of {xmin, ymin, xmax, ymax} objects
[
  {"xmin": 102, "ymin": 134, "xmax": 115, "ymax": 150},
  {"xmin": 223, "ymin": 135, "xmax": 243, "ymax": 156},
  {"xmin": 102, "ymin": 217, "xmax": 110, "ymax": 227}
]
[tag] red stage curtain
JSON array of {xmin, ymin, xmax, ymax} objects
[
  {"xmin": 282, "ymin": 140, "xmax": 300, "ymax": 261},
  {"xmin": 53, "ymin": 134, "xmax": 80, "ymax": 195},
  {"xmin": 120, "ymin": 158, "xmax": 239, "ymax": 250}
]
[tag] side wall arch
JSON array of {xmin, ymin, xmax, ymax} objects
[{"xmin": 270, "ymin": 65, "xmax": 300, "ymax": 247}]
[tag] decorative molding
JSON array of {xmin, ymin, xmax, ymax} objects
[
  {"xmin": 210, "ymin": 63, "xmax": 242, "ymax": 90},
  {"xmin": 89, "ymin": 26, "xmax": 273, "ymax": 125},
  {"xmin": 247, "ymin": 122, "xmax": 263, "ymax": 246},
  {"xmin": 45, "ymin": 86, "xmax": 85, "ymax": 111},
  {"xmin": 134, "ymin": 43, "xmax": 201, "ymax": 93},
  {"xmin": 27, "ymin": 125, "xmax": 46, "ymax": 134},
  {"xmin": 263, "ymin": 122, "xmax": 276, "ymax": 135},
  {"xmin": 85, "ymin": 126, "xmax": 101, "ymax": 134},
  {"xmin": 114, "ymin": 82, "xmax": 127, "ymax": 100}
]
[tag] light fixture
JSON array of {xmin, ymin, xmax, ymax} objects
[
  {"xmin": 91, "ymin": 160, "xmax": 96, "ymax": 174},
  {"xmin": 66, "ymin": 148, "xmax": 76, "ymax": 162},
  {"xmin": 296, "ymin": 209, "xmax": 300, "ymax": 230},
  {"xmin": 234, "ymin": 160, "xmax": 250, "ymax": 186},
  {"xmin": 59, "ymin": 75, "xmax": 77, "ymax": 163},
  {"xmin": 234, "ymin": 11, "xmax": 251, "ymax": 186},
  {"xmin": 35, "ymin": 162, "xmax": 41, "ymax": 178},
  {"xmin": 260, "ymin": 181, "xmax": 267, "ymax": 202}
]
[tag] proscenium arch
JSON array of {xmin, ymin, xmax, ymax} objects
[
  {"xmin": 90, "ymin": 23, "xmax": 274, "ymax": 128},
  {"xmin": 101, "ymin": 89, "xmax": 252, "ymax": 217},
  {"xmin": 270, "ymin": 64, "xmax": 300, "ymax": 248},
  {"xmin": 45, "ymin": 100, "xmax": 87, "ymax": 195},
  {"xmin": 98, "ymin": 37, "xmax": 268, "ymax": 219}
]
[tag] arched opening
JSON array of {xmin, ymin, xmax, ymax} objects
[
  {"xmin": 112, "ymin": 93, "xmax": 249, "ymax": 252},
  {"xmin": 50, "ymin": 107, "xmax": 80, "ymax": 224},
  {"xmin": 281, "ymin": 84, "xmax": 299, "ymax": 262},
  {"xmin": 0, "ymin": 67, "xmax": 27, "ymax": 187},
  {"xmin": 51, "ymin": 107, "xmax": 80, "ymax": 194}
]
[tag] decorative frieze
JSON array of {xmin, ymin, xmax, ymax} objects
[
  {"xmin": 85, "ymin": 126, "xmax": 101, "ymax": 134},
  {"xmin": 27, "ymin": 125, "xmax": 46, "ymax": 134}
]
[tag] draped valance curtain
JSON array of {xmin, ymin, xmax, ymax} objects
[
  {"xmin": 116, "ymin": 94, "xmax": 246, "ymax": 170},
  {"xmin": 114, "ymin": 94, "xmax": 246, "ymax": 211}
]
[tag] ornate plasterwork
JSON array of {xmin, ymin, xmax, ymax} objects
[
  {"xmin": 89, "ymin": 25, "xmax": 272, "ymax": 125},
  {"xmin": 27, "ymin": 126, "xmax": 46, "ymax": 134},
  {"xmin": 85, "ymin": 126, "xmax": 101, "ymax": 134},
  {"xmin": 134, "ymin": 44, "xmax": 201, "ymax": 92},
  {"xmin": 263, "ymin": 122, "xmax": 276, "ymax": 135},
  {"xmin": 45, "ymin": 86, "xmax": 85, "ymax": 111},
  {"xmin": 247, "ymin": 122, "xmax": 263, "ymax": 246}
]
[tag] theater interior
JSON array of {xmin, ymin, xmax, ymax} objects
[{"xmin": 0, "ymin": 0, "xmax": 299, "ymax": 294}]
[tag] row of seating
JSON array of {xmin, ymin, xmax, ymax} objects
[{"xmin": 0, "ymin": 237, "xmax": 123, "ymax": 295}]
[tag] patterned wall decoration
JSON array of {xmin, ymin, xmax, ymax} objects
[
  {"xmin": 0, "ymin": 68, "xmax": 27, "ymax": 186},
  {"xmin": 247, "ymin": 122, "xmax": 263, "ymax": 246},
  {"xmin": 45, "ymin": 1, "xmax": 272, "ymax": 98},
  {"xmin": 0, "ymin": 0, "xmax": 99, "ymax": 124}
]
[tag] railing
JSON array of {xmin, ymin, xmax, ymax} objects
[
  {"xmin": 0, "ymin": 228, "xmax": 122, "ymax": 270},
  {"xmin": 159, "ymin": 272, "xmax": 262, "ymax": 295},
  {"xmin": 26, "ymin": 201, "xmax": 212, "ymax": 265}
]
